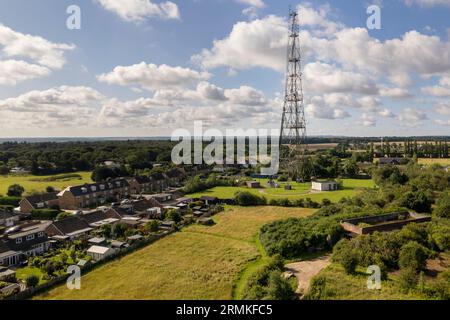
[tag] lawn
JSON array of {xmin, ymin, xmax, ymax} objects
[
  {"xmin": 0, "ymin": 172, "xmax": 93, "ymax": 196},
  {"xmin": 36, "ymin": 206, "xmax": 315, "ymax": 300},
  {"xmin": 188, "ymin": 179, "xmax": 376, "ymax": 203},
  {"xmin": 15, "ymin": 267, "xmax": 47, "ymax": 286},
  {"xmin": 418, "ymin": 158, "xmax": 450, "ymax": 166}
]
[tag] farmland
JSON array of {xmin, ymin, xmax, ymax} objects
[
  {"xmin": 418, "ymin": 158, "xmax": 450, "ymax": 166},
  {"xmin": 0, "ymin": 172, "xmax": 93, "ymax": 196},
  {"xmin": 36, "ymin": 206, "xmax": 315, "ymax": 300},
  {"xmin": 188, "ymin": 179, "xmax": 376, "ymax": 203}
]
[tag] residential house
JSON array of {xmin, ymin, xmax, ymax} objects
[
  {"xmin": 0, "ymin": 221, "xmax": 52, "ymax": 267},
  {"xmin": 0, "ymin": 210, "xmax": 20, "ymax": 227},
  {"xmin": 165, "ymin": 168, "xmax": 186, "ymax": 187},
  {"xmin": 378, "ymin": 157, "xmax": 405, "ymax": 166},
  {"xmin": 128, "ymin": 176, "xmax": 153, "ymax": 194},
  {"xmin": 57, "ymin": 179, "xmax": 130, "ymax": 210},
  {"xmin": 150, "ymin": 172, "xmax": 169, "ymax": 193},
  {"xmin": 81, "ymin": 209, "xmax": 121, "ymax": 228},
  {"xmin": 45, "ymin": 216, "xmax": 93, "ymax": 240},
  {"xmin": 19, "ymin": 192, "xmax": 60, "ymax": 214}
]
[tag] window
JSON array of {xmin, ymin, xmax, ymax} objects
[
  {"xmin": 91, "ymin": 186, "xmax": 97, "ymax": 192},
  {"xmin": 38, "ymin": 232, "xmax": 44, "ymax": 238},
  {"xmin": 16, "ymin": 237, "xmax": 22, "ymax": 244},
  {"xmin": 100, "ymin": 184, "xmax": 105, "ymax": 190},
  {"xmin": 26, "ymin": 234, "xmax": 35, "ymax": 241}
]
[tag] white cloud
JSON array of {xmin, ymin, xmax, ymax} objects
[
  {"xmin": 0, "ymin": 24, "xmax": 75, "ymax": 69},
  {"xmin": 403, "ymin": 0, "xmax": 450, "ymax": 7},
  {"xmin": 434, "ymin": 119, "xmax": 450, "ymax": 126},
  {"xmin": 303, "ymin": 62, "xmax": 378, "ymax": 95},
  {"xmin": 0, "ymin": 86, "xmax": 104, "ymax": 128},
  {"xmin": 360, "ymin": 113, "xmax": 377, "ymax": 127},
  {"xmin": 380, "ymin": 87, "xmax": 412, "ymax": 99},
  {"xmin": 434, "ymin": 102, "xmax": 450, "ymax": 115},
  {"xmin": 422, "ymin": 76, "xmax": 450, "ymax": 97},
  {"xmin": 398, "ymin": 107, "xmax": 428, "ymax": 126},
  {"xmin": 378, "ymin": 108, "xmax": 396, "ymax": 118},
  {"xmin": 0, "ymin": 60, "xmax": 50, "ymax": 85},
  {"xmin": 192, "ymin": 15, "xmax": 287, "ymax": 72},
  {"xmin": 235, "ymin": 0, "xmax": 265, "ymax": 8},
  {"xmin": 305, "ymin": 96, "xmax": 350, "ymax": 120},
  {"xmin": 97, "ymin": 62, "xmax": 211, "ymax": 91},
  {"xmin": 94, "ymin": 0, "xmax": 180, "ymax": 22}
]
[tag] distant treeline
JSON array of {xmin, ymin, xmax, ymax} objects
[{"xmin": 0, "ymin": 140, "xmax": 176, "ymax": 175}]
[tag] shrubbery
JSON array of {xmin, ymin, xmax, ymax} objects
[
  {"xmin": 241, "ymin": 255, "xmax": 295, "ymax": 300},
  {"xmin": 234, "ymin": 191, "xmax": 267, "ymax": 206}
]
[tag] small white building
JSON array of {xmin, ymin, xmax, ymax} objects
[
  {"xmin": 311, "ymin": 181, "xmax": 338, "ymax": 192},
  {"xmin": 86, "ymin": 245, "xmax": 114, "ymax": 261}
]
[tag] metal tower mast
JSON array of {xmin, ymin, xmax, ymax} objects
[{"xmin": 279, "ymin": 8, "xmax": 310, "ymax": 180}]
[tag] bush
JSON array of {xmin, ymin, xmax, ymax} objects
[
  {"xmin": 332, "ymin": 239, "xmax": 358, "ymax": 274},
  {"xmin": 0, "ymin": 196, "xmax": 21, "ymax": 206},
  {"xmin": 434, "ymin": 192, "xmax": 450, "ymax": 218},
  {"xmin": 26, "ymin": 275, "xmax": 39, "ymax": 288},
  {"xmin": 30, "ymin": 209, "xmax": 61, "ymax": 220},
  {"xmin": 145, "ymin": 220, "xmax": 160, "ymax": 233},
  {"xmin": 398, "ymin": 241, "xmax": 428, "ymax": 271},
  {"xmin": 398, "ymin": 267, "xmax": 419, "ymax": 293},
  {"xmin": 234, "ymin": 191, "xmax": 267, "ymax": 206},
  {"xmin": 266, "ymin": 270, "xmax": 295, "ymax": 300},
  {"xmin": 304, "ymin": 275, "xmax": 335, "ymax": 300},
  {"xmin": 7, "ymin": 184, "xmax": 25, "ymax": 197}
]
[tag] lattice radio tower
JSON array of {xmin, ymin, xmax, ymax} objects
[{"xmin": 279, "ymin": 8, "xmax": 311, "ymax": 180}]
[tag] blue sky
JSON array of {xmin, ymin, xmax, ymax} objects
[{"xmin": 0, "ymin": 0, "xmax": 449, "ymax": 137}]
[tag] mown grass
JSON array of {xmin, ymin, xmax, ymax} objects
[
  {"xmin": 0, "ymin": 172, "xmax": 92, "ymax": 196},
  {"xmin": 36, "ymin": 206, "xmax": 315, "ymax": 300},
  {"xmin": 188, "ymin": 179, "xmax": 375, "ymax": 203},
  {"xmin": 15, "ymin": 267, "xmax": 47, "ymax": 286}
]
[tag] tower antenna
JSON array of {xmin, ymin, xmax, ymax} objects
[{"xmin": 279, "ymin": 8, "xmax": 311, "ymax": 180}]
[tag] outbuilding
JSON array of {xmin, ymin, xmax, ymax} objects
[
  {"xmin": 311, "ymin": 181, "xmax": 338, "ymax": 191},
  {"xmin": 86, "ymin": 245, "xmax": 114, "ymax": 261}
]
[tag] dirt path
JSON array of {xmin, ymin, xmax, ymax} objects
[{"xmin": 285, "ymin": 255, "xmax": 332, "ymax": 297}]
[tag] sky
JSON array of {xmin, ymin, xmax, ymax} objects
[{"xmin": 0, "ymin": 0, "xmax": 449, "ymax": 137}]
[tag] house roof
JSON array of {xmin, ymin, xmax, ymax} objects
[
  {"xmin": 49, "ymin": 216, "xmax": 92, "ymax": 236},
  {"xmin": 82, "ymin": 209, "xmax": 121, "ymax": 225},
  {"xmin": 150, "ymin": 172, "xmax": 166, "ymax": 181},
  {"xmin": 22, "ymin": 192, "xmax": 59, "ymax": 207},
  {"xmin": 133, "ymin": 176, "xmax": 152, "ymax": 184},
  {"xmin": 59, "ymin": 179, "xmax": 130, "ymax": 197}
]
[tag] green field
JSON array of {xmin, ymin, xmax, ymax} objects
[
  {"xmin": 188, "ymin": 179, "xmax": 376, "ymax": 203},
  {"xmin": 36, "ymin": 206, "xmax": 315, "ymax": 300},
  {"xmin": 0, "ymin": 172, "xmax": 93, "ymax": 196},
  {"xmin": 418, "ymin": 158, "xmax": 450, "ymax": 166}
]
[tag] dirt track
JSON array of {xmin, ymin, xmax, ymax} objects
[{"xmin": 285, "ymin": 255, "xmax": 332, "ymax": 297}]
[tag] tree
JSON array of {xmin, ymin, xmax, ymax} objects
[
  {"xmin": 434, "ymin": 192, "xmax": 450, "ymax": 218},
  {"xmin": 145, "ymin": 220, "xmax": 160, "ymax": 233},
  {"xmin": 26, "ymin": 275, "xmax": 39, "ymax": 288},
  {"xmin": 112, "ymin": 223, "xmax": 127, "ymax": 238},
  {"xmin": 234, "ymin": 191, "xmax": 267, "ymax": 206},
  {"xmin": 266, "ymin": 270, "xmax": 295, "ymax": 300},
  {"xmin": 46, "ymin": 186, "xmax": 56, "ymax": 193},
  {"xmin": 7, "ymin": 184, "xmax": 25, "ymax": 197},
  {"xmin": 398, "ymin": 267, "xmax": 418, "ymax": 293},
  {"xmin": 56, "ymin": 212, "xmax": 72, "ymax": 221},
  {"xmin": 399, "ymin": 241, "xmax": 428, "ymax": 271},
  {"xmin": 332, "ymin": 239, "xmax": 358, "ymax": 274},
  {"xmin": 165, "ymin": 209, "xmax": 181, "ymax": 223}
]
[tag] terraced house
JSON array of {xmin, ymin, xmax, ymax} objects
[
  {"xmin": 19, "ymin": 192, "xmax": 60, "ymax": 214},
  {"xmin": 0, "ymin": 221, "xmax": 51, "ymax": 267},
  {"xmin": 57, "ymin": 179, "xmax": 130, "ymax": 210}
]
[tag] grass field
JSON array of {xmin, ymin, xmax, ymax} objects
[
  {"xmin": 37, "ymin": 206, "xmax": 315, "ymax": 300},
  {"xmin": 418, "ymin": 158, "xmax": 450, "ymax": 166},
  {"xmin": 188, "ymin": 179, "xmax": 376, "ymax": 203},
  {"xmin": 0, "ymin": 172, "xmax": 92, "ymax": 196},
  {"xmin": 306, "ymin": 263, "xmax": 430, "ymax": 300}
]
